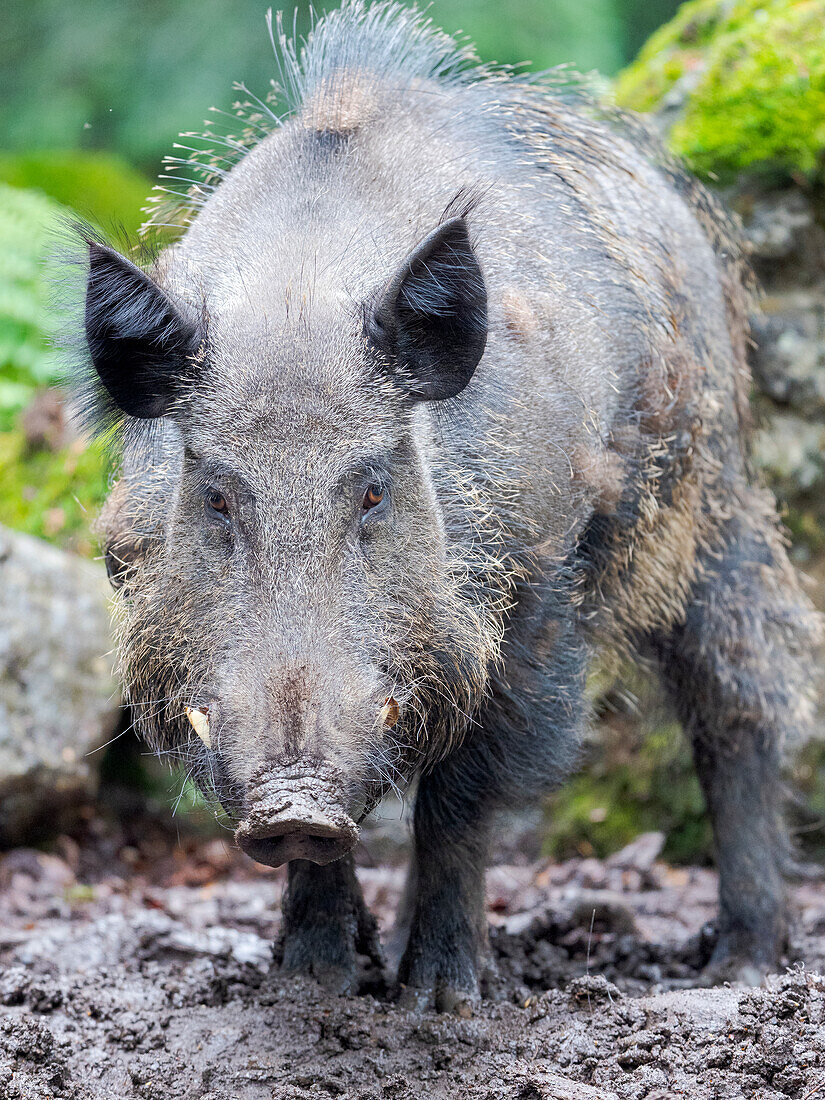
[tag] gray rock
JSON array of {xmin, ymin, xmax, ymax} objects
[
  {"xmin": 606, "ymin": 831, "xmax": 665, "ymax": 874},
  {"xmin": 742, "ymin": 190, "xmax": 816, "ymax": 266},
  {"xmin": 641, "ymin": 86, "xmax": 825, "ymax": 526},
  {"xmin": 750, "ymin": 292, "xmax": 825, "ymax": 414},
  {"xmin": 742, "ymin": 197, "xmax": 825, "ymax": 523},
  {"xmin": 0, "ymin": 526, "xmax": 120, "ymax": 844},
  {"xmin": 752, "ymin": 413, "xmax": 825, "ymax": 495}
]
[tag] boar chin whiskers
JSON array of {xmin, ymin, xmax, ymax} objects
[
  {"xmin": 147, "ymin": 745, "xmax": 189, "ymax": 762},
  {"xmin": 171, "ymin": 768, "xmax": 195, "ymax": 817},
  {"xmin": 122, "ymin": 694, "xmax": 177, "ymax": 744}
]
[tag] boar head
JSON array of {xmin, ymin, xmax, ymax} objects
[{"xmin": 83, "ymin": 216, "xmax": 499, "ymax": 867}]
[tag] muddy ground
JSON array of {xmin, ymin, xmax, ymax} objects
[{"xmin": 2, "ymin": 806, "xmax": 825, "ymax": 1100}]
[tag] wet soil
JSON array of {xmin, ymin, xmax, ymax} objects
[{"xmin": 2, "ymin": 814, "xmax": 825, "ymax": 1100}]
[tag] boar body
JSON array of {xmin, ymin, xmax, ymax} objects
[{"xmin": 85, "ymin": 2, "xmax": 820, "ymax": 1009}]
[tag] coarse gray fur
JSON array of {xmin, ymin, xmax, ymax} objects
[{"xmin": 81, "ymin": 1, "xmax": 822, "ymax": 1011}]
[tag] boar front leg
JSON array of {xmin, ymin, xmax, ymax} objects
[
  {"xmin": 396, "ymin": 621, "xmax": 587, "ymax": 1014},
  {"xmin": 396, "ymin": 758, "xmax": 491, "ymax": 1015},
  {"xmin": 280, "ymin": 855, "xmax": 383, "ymax": 994}
]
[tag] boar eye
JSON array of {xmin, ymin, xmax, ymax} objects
[
  {"xmin": 207, "ymin": 488, "xmax": 229, "ymax": 518},
  {"xmin": 362, "ymin": 485, "xmax": 384, "ymax": 512}
]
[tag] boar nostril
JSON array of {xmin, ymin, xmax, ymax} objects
[
  {"xmin": 239, "ymin": 830, "xmax": 353, "ymax": 867},
  {"xmin": 234, "ymin": 783, "xmax": 359, "ymax": 868}
]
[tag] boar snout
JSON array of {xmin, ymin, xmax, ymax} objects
[{"xmin": 234, "ymin": 762, "xmax": 359, "ymax": 868}]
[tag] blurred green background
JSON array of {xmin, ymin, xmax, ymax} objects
[
  {"xmin": 2, "ymin": 0, "xmax": 824, "ymax": 858},
  {"xmin": 1, "ymin": 0, "xmax": 680, "ymax": 175}
]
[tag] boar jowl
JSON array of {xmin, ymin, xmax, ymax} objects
[{"xmin": 78, "ymin": 2, "xmax": 822, "ymax": 1012}]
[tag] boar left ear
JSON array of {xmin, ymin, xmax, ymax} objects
[
  {"xmin": 368, "ymin": 216, "xmax": 487, "ymax": 402},
  {"xmin": 85, "ymin": 241, "xmax": 200, "ymax": 419}
]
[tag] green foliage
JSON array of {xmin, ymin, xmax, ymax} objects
[
  {"xmin": 0, "ymin": 152, "xmax": 153, "ymax": 237},
  {"xmin": 0, "ymin": 184, "xmax": 66, "ymax": 431},
  {"xmin": 616, "ymin": 0, "xmax": 825, "ymax": 184},
  {"xmin": 543, "ymin": 717, "xmax": 713, "ymax": 864},
  {"xmin": 0, "ymin": 182, "xmax": 111, "ymax": 556},
  {"xmin": 615, "ymin": 0, "xmax": 753, "ymax": 110},
  {"xmin": 0, "ymin": 427, "xmax": 109, "ymax": 556},
  {"xmin": 98, "ymin": 734, "xmax": 226, "ymax": 837}
]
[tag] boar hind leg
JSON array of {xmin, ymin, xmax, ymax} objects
[
  {"xmin": 653, "ymin": 502, "xmax": 819, "ymax": 981},
  {"xmin": 279, "ymin": 855, "xmax": 383, "ymax": 994},
  {"xmin": 396, "ymin": 764, "xmax": 491, "ymax": 1016}
]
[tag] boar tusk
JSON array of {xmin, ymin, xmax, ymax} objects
[
  {"xmin": 185, "ymin": 706, "xmax": 212, "ymax": 749},
  {"xmin": 379, "ymin": 697, "xmax": 399, "ymax": 728}
]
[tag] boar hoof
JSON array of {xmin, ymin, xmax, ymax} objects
[
  {"xmin": 436, "ymin": 986, "xmax": 477, "ymax": 1018},
  {"xmin": 701, "ymin": 957, "xmax": 766, "ymax": 988},
  {"xmin": 397, "ymin": 981, "xmax": 479, "ymax": 1016},
  {"xmin": 280, "ymin": 936, "xmax": 358, "ymax": 996},
  {"xmin": 702, "ymin": 930, "xmax": 781, "ymax": 987},
  {"xmin": 282, "ymin": 957, "xmax": 358, "ymax": 996}
]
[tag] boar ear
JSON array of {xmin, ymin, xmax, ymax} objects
[
  {"xmin": 85, "ymin": 241, "xmax": 200, "ymax": 419},
  {"xmin": 369, "ymin": 216, "xmax": 487, "ymax": 401}
]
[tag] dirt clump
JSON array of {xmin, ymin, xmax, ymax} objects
[{"xmin": 2, "ymin": 833, "xmax": 825, "ymax": 1099}]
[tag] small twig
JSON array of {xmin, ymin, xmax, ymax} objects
[{"xmin": 586, "ymin": 907, "xmax": 596, "ymax": 1015}]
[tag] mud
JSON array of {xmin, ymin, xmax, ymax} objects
[{"xmin": 2, "ymin": 817, "xmax": 825, "ymax": 1099}]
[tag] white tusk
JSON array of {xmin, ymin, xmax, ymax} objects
[{"xmin": 185, "ymin": 706, "xmax": 212, "ymax": 749}]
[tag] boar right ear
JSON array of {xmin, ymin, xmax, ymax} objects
[
  {"xmin": 368, "ymin": 217, "xmax": 487, "ymax": 401},
  {"xmin": 85, "ymin": 241, "xmax": 200, "ymax": 419}
]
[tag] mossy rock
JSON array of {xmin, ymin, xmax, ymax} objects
[{"xmin": 615, "ymin": 0, "xmax": 825, "ymax": 185}]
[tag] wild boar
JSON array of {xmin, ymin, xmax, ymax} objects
[{"xmin": 78, "ymin": 0, "xmax": 821, "ymax": 1013}]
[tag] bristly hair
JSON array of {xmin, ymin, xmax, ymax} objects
[{"xmin": 140, "ymin": 0, "xmax": 592, "ymax": 239}]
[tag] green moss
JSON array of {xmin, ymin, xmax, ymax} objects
[
  {"xmin": 543, "ymin": 718, "xmax": 713, "ymax": 864},
  {"xmin": 790, "ymin": 739, "xmax": 825, "ymax": 862},
  {"xmin": 616, "ymin": 0, "xmax": 825, "ymax": 184},
  {"xmin": 615, "ymin": 0, "xmax": 721, "ymax": 111},
  {"xmin": 0, "ymin": 151, "xmax": 153, "ymax": 238},
  {"xmin": 785, "ymin": 507, "xmax": 825, "ymax": 555}
]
